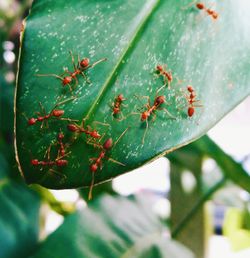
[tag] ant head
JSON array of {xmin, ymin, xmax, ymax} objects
[
  {"xmin": 103, "ymin": 138, "xmax": 113, "ymax": 150},
  {"xmin": 196, "ymin": 3, "xmax": 205, "ymax": 10},
  {"xmin": 141, "ymin": 111, "xmax": 149, "ymax": 121},
  {"xmin": 155, "ymin": 95, "xmax": 165, "ymax": 105},
  {"xmin": 156, "ymin": 65, "xmax": 163, "ymax": 72},
  {"xmin": 187, "ymin": 85, "xmax": 194, "ymax": 93},
  {"xmin": 58, "ymin": 132, "xmax": 64, "ymax": 140},
  {"xmin": 31, "ymin": 159, "xmax": 39, "ymax": 166},
  {"xmin": 67, "ymin": 124, "xmax": 78, "ymax": 132},
  {"xmin": 56, "ymin": 160, "xmax": 68, "ymax": 167},
  {"xmin": 90, "ymin": 163, "xmax": 98, "ymax": 173},
  {"xmin": 188, "ymin": 107, "xmax": 195, "ymax": 117},
  {"xmin": 63, "ymin": 76, "xmax": 72, "ymax": 85},
  {"xmin": 117, "ymin": 94, "xmax": 124, "ymax": 101},
  {"xmin": 212, "ymin": 12, "xmax": 218, "ymax": 19},
  {"xmin": 28, "ymin": 118, "xmax": 37, "ymax": 125},
  {"xmin": 92, "ymin": 130, "xmax": 101, "ymax": 139},
  {"xmin": 80, "ymin": 58, "xmax": 89, "ymax": 68},
  {"xmin": 53, "ymin": 110, "xmax": 64, "ymax": 117}
]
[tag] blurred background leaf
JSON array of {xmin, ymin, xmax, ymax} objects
[{"xmin": 28, "ymin": 194, "xmax": 195, "ymax": 258}]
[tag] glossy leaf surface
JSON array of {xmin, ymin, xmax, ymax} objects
[{"xmin": 15, "ymin": 0, "xmax": 250, "ymax": 188}]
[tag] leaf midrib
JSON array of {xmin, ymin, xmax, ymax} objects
[{"xmin": 84, "ymin": 0, "xmax": 160, "ymax": 121}]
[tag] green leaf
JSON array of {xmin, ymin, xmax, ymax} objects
[
  {"xmin": 0, "ymin": 175, "xmax": 41, "ymax": 258},
  {"xmin": 29, "ymin": 195, "xmax": 195, "ymax": 258},
  {"xmin": 15, "ymin": 0, "xmax": 250, "ymax": 189}
]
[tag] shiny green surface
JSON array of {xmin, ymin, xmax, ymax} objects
[{"xmin": 15, "ymin": 0, "xmax": 250, "ymax": 188}]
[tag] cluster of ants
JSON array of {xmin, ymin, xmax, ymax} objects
[{"xmin": 26, "ymin": 1, "xmax": 210, "ymax": 199}]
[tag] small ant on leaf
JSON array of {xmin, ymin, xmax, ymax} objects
[
  {"xmin": 111, "ymin": 94, "xmax": 127, "ymax": 120},
  {"xmin": 67, "ymin": 120, "xmax": 101, "ymax": 140},
  {"xmin": 184, "ymin": 85, "xmax": 202, "ymax": 117},
  {"xmin": 183, "ymin": 1, "xmax": 219, "ymax": 20},
  {"xmin": 196, "ymin": 2, "xmax": 219, "ymax": 20},
  {"xmin": 88, "ymin": 128, "xmax": 129, "ymax": 200},
  {"xmin": 36, "ymin": 51, "xmax": 107, "ymax": 92},
  {"xmin": 31, "ymin": 139, "xmax": 70, "ymax": 182},
  {"xmin": 131, "ymin": 89, "xmax": 176, "ymax": 144},
  {"xmin": 27, "ymin": 97, "xmax": 78, "ymax": 128},
  {"xmin": 155, "ymin": 64, "xmax": 173, "ymax": 89}
]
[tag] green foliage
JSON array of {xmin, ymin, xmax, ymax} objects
[
  {"xmin": 15, "ymin": 0, "xmax": 250, "ymax": 189},
  {"xmin": 0, "ymin": 170, "xmax": 41, "ymax": 258},
  {"xmin": 28, "ymin": 195, "xmax": 195, "ymax": 258}
]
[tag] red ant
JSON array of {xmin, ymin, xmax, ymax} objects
[
  {"xmin": 36, "ymin": 51, "xmax": 107, "ymax": 91},
  {"xmin": 185, "ymin": 85, "xmax": 202, "ymax": 117},
  {"xmin": 27, "ymin": 97, "xmax": 78, "ymax": 128},
  {"xmin": 155, "ymin": 65, "xmax": 173, "ymax": 89},
  {"xmin": 31, "ymin": 143, "xmax": 70, "ymax": 181},
  {"xmin": 31, "ymin": 159, "xmax": 68, "ymax": 167},
  {"xmin": 132, "ymin": 92, "xmax": 176, "ymax": 144},
  {"xmin": 57, "ymin": 131, "xmax": 67, "ymax": 157},
  {"xmin": 67, "ymin": 119, "xmax": 110, "ymax": 145},
  {"xmin": 67, "ymin": 121, "xmax": 101, "ymax": 140},
  {"xmin": 88, "ymin": 128, "xmax": 129, "ymax": 200},
  {"xmin": 111, "ymin": 94, "xmax": 127, "ymax": 119},
  {"xmin": 196, "ymin": 2, "xmax": 219, "ymax": 20}
]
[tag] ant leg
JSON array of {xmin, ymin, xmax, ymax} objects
[
  {"xmin": 156, "ymin": 85, "xmax": 166, "ymax": 95},
  {"xmin": 142, "ymin": 119, "xmax": 149, "ymax": 145},
  {"xmin": 134, "ymin": 94, "xmax": 150, "ymax": 102},
  {"xmin": 77, "ymin": 54, "xmax": 81, "ymax": 68},
  {"xmin": 108, "ymin": 158, "xmax": 125, "ymax": 166},
  {"xmin": 88, "ymin": 172, "xmax": 95, "ymax": 200},
  {"xmin": 80, "ymin": 70, "xmax": 91, "ymax": 84},
  {"xmin": 39, "ymin": 102, "xmax": 47, "ymax": 116},
  {"xmin": 88, "ymin": 58, "xmax": 107, "ymax": 69},
  {"xmin": 44, "ymin": 144, "xmax": 52, "ymax": 160},
  {"xmin": 167, "ymin": 80, "xmax": 171, "ymax": 90},
  {"xmin": 115, "ymin": 111, "xmax": 125, "ymax": 121},
  {"xmin": 124, "ymin": 111, "xmax": 140, "ymax": 120},
  {"xmin": 114, "ymin": 127, "xmax": 129, "ymax": 147},
  {"xmin": 87, "ymin": 139, "xmax": 102, "ymax": 149},
  {"xmin": 92, "ymin": 121, "xmax": 110, "ymax": 128},
  {"xmin": 152, "ymin": 112, "xmax": 157, "ymax": 122},
  {"xmin": 134, "ymin": 94, "xmax": 151, "ymax": 107},
  {"xmin": 162, "ymin": 108, "xmax": 176, "ymax": 119},
  {"xmin": 58, "ymin": 117, "xmax": 79, "ymax": 123},
  {"xmin": 53, "ymin": 96, "xmax": 76, "ymax": 110},
  {"xmin": 69, "ymin": 50, "xmax": 77, "ymax": 71},
  {"xmin": 121, "ymin": 103, "xmax": 128, "ymax": 108},
  {"xmin": 68, "ymin": 84, "xmax": 74, "ymax": 95},
  {"xmin": 35, "ymin": 73, "xmax": 65, "ymax": 81},
  {"xmin": 73, "ymin": 76, "xmax": 79, "ymax": 89}
]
